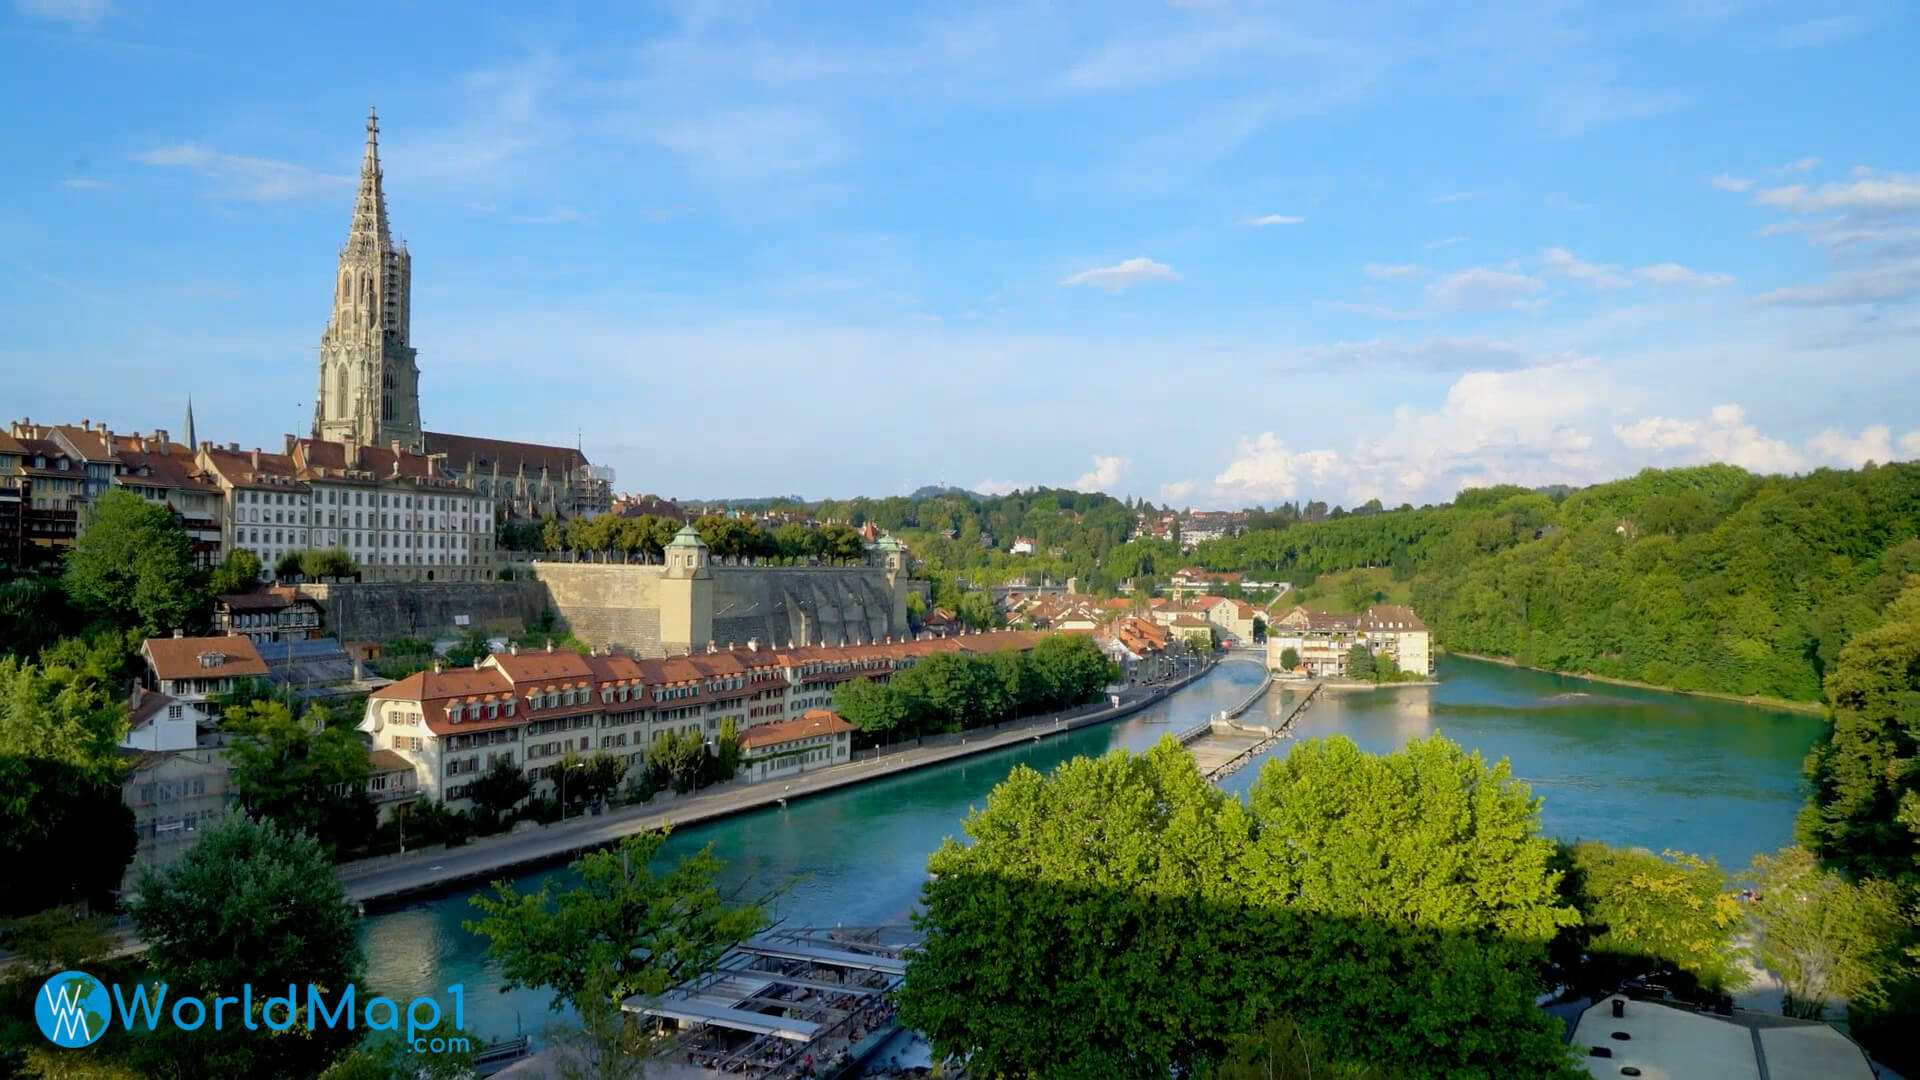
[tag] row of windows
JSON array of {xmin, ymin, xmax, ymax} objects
[{"xmin": 134, "ymin": 777, "xmax": 210, "ymax": 804}]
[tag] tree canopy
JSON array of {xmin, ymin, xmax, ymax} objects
[
  {"xmin": 221, "ymin": 699, "xmax": 374, "ymax": 854},
  {"xmin": 465, "ymin": 831, "xmax": 767, "ymax": 1012},
  {"xmin": 833, "ymin": 635, "xmax": 1120, "ymax": 741},
  {"xmin": 63, "ymin": 489, "xmax": 206, "ymax": 637},
  {"xmin": 128, "ymin": 816, "xmax": 365, "ymax": 1078},
  {"xmin": 899, "ymin": 736, "xmax": 1582, "ymax": 1080}
]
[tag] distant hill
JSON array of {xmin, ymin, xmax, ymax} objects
[{"xmin": 910, "ymin": 485, "xmax": 985, "ymax": 500}]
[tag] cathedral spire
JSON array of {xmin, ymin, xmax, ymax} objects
[
  {"xmin": 183, "ymin": 397, "xmax": 196, "ymax": 451},
  {"xmin": 346, "ymin": 105, "xmax": 393, "ymax": 255}
]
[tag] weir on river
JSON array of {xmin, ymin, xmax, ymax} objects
[{"xmin": 356, "ymin": 656, "xmax": 1826, "ymax": 1045}]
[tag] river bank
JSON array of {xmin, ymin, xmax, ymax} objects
[
  {"xmin": 338, "ymin": 659, "xmax": 1219, "ymax": 908},
  {"xmin": 1443, "ymin": 650, "xmax": 1826, "ymax": 716}
]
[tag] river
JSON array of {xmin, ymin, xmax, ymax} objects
[{"xmin": 356, "ymin": 655, "xmax": 1826, "ymax": 1042}]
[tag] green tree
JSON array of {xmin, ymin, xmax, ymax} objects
[
  {"xmin": 818, "ymin": 523, "xmax": 867, "ymax": 563},
  {"xmin": 1798, "ymin": 577, "xmax": 1920, "ymax": 885},
  {"xmin": 645, "ymin": 730, "xmax": 706, "ymax": 794},
  {"xmin": 209, "ymin": 547, "xmax": 265, "ymax": 596},
  {"xmin": 834, "ymin": 677, "xmax": 908, "ymax": 736},
  {"xmin": 467, "ymin": 757, "xmax": 533, "ymax": 822},
  {"xmin": 63, "ymin": 489, "xmax": 206, "ymax": 636},
  {"xmin": 222, "ymin": 700, "xmax": 374, "ymax": 854},
  {"xmin": 1551, "ymin": 842, "xmax": 1746, "ymax": 998},
  {"xmin": 1344, "ymin": 643, "xmax": 1374, "ymax": 680},
  {"xmin": 128, "ymin": 816, "xmax": 365, "ymax": 1078},
  {"xmin": 900, "ymin": 741, "xmax": 1261, "ymax": 1080},
  {"xmin": 1208, "ymin": 1015, "xmax": 1392, "ymax": 1080},
  {"xmin": 1745, "ymin": 847, "xmax": 1912, "ymax": 1020},
  {"xmin": 535, "ymin": 992, "xmax": 654, "ymax": 1080},
  {"xmin": 0, "ymin": 656, "xmax": 135, "ymax": 915},
  {"xmin": 465, "ymin": 831, "xmax": 767, "ymax": 1012},
  {"xmin": 273, "ymin": 549, "xmax": 305, "ymax": 579},
  {"xmin": 1279, "ymin": 646, "xmax": 1300, "ymax": 671},
  {"xmin": 317, "ymin": 1015, "xmax": 475, "ymax": 1080},
  {"xmin": 1238, "ymin": 735, "xmax": 1580, "ymax": 1076},
  {"xmin": 902, "ymin": 736, "xmax": 1581, "ymax": 1080},
  {"xmin": 299, "ymin": 547, "xmax": 356, "ymax": 579}
]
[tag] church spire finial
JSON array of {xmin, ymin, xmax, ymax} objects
[{"xmin": 346, "ymin": 105, "xmax": 392, "ymax": 255}]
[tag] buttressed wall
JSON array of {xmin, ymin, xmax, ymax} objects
[{"xmin": 530, "ymin": 563, "xmax": 910, "ymax": 656}]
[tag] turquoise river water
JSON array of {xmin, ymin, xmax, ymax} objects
[{"xmin": 355, "ymin": 655, "xmax": 1826, "ymax": 1042}]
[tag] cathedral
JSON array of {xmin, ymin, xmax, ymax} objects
[
  {"xmin": 310, "ymin": 109, "xmax": 612, "ymax": 519},
  {"xmin": 313, "ymin": 108, "xmax": 422, "ymax": 451}
]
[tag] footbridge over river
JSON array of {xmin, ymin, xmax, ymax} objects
[{"xmin": 1177, "ymin": 680, "xmax": 1324, "ymax": 783}]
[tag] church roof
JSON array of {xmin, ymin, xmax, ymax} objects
[{"xmin": 422, "ymin": 431, "xmax": 588, "ymax": 477}]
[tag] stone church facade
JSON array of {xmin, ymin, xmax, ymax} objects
[
  {"xmin": 310, "ymin": 109, "xmax": 610, "ymax": 519},
  {"xmin": 314, "ymin": 108, "xmax": 423, "ymax": 452}
]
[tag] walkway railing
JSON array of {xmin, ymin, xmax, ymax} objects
[{"xmin": 1198, "ymin": 681, "xmax": 1324, "ymax": 783}]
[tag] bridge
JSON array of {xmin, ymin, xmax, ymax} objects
[{"xmin": 1177, "ymin": 680, "xmax": 1324, "ymax": 783}]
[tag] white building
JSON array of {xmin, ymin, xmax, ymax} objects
[{"xmin": 738, "ymin": 710, "xmax": 853, "ymax": 784}]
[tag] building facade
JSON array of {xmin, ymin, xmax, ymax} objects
[
  {"xmin": 1265, "ymin": 604, "xmax": 1433, "ymax": 677},
  {"xmin": 362, "ymin": 631, "xmax": 1050, "ymax": 811},
  {"xmin": 140, "ymin": 632, "xmax": 270, "ymax": 728}
]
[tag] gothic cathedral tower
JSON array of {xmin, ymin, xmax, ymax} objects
[{"xmin": 314, "ymin": 107, "xmax": 423, "ymax": 450}]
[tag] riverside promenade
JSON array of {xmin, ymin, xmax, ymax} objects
[{"xmin": 340, "ymin": 659, "xmax": 1220, "ymax": 908}]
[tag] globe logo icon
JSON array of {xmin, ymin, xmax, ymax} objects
[{"xmin": 35, "ymin": 970, "xmax": 111, "ymax": 1048}]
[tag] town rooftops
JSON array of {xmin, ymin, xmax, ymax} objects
[
  {"xmin": 368, "ymin": 748, "xmax": 415, "ymax": 774},
  {"xmin": 217, "ymin": 586, "xmax": 310, "ymax": 613},
  {"xmin": 126, "ymin": 687, "xmax": 180, "ymax": 732},
  {"xmin": 422, "ymin": 431, "xmax": 587, "ymax": 477},
  {"xmin": 738, "ymin": 710, "xmax": 854, "ymax": 751},
  {"xmin": 1169, "ymin": 615, "xmax": 1212, "ymax": 629},
  {"xmin": 143, "ymin": 634, "xmax": 270, "ymax": 681}
]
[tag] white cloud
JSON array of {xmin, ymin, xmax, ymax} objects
[
  {"xmin": 1756, "ymin": 175, "xmax": 1920, "ymax": 215},
  {"xmin": 1617, "ymin": 405, "xmax": 1920, "ymax": 472},
  {"xmin": 1636, "ymin": 263, "xmax": 1734, "ymax": 288},
  {"xmin": 1427, "ymin": 268, "xmax": 1545, "ymax": 311},
  {"xmin": 1774, "ymin": 157, "xmax": 1821, "ymax": 175},
  {"xmin": 1431, "ymin": 192, "xmax": 1474, "ymax": 204},
  {"xmin": 132, "ymin": 144, "xmax": 351, "ymax": 202},
  {"xmin": 1208, "ymin": 433, "xmax": 1346, "ymax": 503},
  {"xmin": 1362, "ymin": 263, "xmax": 1423, "ymax": 280},
  {"xmin": 1541, "ymin": 247, "xmax": 1632, "ymax": 289},
  {"xmin": 1245, "ymin": 214, "xmax": 1304, "ymax": 226},
  {"xmin": 1711, "ymin": 174, "xmax": 1754, "ymax": 192},
  {"xmin": 60, "ymin": 177, "xmax": 111, "ymax": 190},
  {"xmin": 1160, "ymin": 480, "xmax": 1197, "ymax": 501},
  {"xmin": 1073, "ymin": 455, "xmax": 1131, "ymax": 492},
  {"xmin": 1612, "ymin": 404, "xmax": 1804, "ymax": 473},
  {"xmin": 1061, "ymin": 257, "xmax": 1182, "ymax": 292},
  {"xmin": 1179, "ymin": 359, "xmax": 1619, "ymax": 506},
  {"xmin": 14, "ymin": 0, "xmax": 108, "ymax": 26},
  {"xmin": 1806, "ymin": 425, "xmax": 1920, "ymax": 467},
  {"xmin": 1754, "ymin": 261, "xmax": 1920, "ymax": 307}
]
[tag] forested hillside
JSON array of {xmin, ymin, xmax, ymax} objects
[{"xmin": 1189, "ymin": 463, "xmax": 1920, "ymax": 703}]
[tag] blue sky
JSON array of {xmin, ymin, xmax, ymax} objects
[{"xmin": 3, "ymin": 0, "xmax": 1918, "ymax": 509}]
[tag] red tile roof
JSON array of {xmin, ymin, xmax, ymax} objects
[
  {"xmin": 143, "ymin": 634, "xmax": 269, "ymax": 681},
  {"xmin": 738, "ymin": 709, "xmax": 854, "ymax": 750},
  {"xmin": 422, "ymin": 431, "xmax": 586, "ymax": 477}
]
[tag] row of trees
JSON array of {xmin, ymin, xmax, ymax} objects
[
  {"xmin": 500, "ymin": 512, "xmax": 872, "ymax": 564},
  {"xmin": 833, "ymin": 635, "xmax": 1121, "ymax": 739}
]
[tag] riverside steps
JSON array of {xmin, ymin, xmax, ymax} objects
[
  {"xmin": 1183, "ymin": 680, "xmax": 1324, "ymax": 783},
  {"xmin": 337, "ymin": 659, "xmax": 1222, "ymax": 909}
]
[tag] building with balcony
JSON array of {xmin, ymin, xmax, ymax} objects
[
  {"xmin": 140, "ymin": 632, "xmax": 270, "ymax": 728},
  {"xmin": 737, "ymin": 710, "xmax": 853, "ymax": 784},
  {"xmin": 214, "ymin": 587, "xmax": 325, "ymax": 644}
]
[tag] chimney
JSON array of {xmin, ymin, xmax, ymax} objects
[
  {"xmin": 199, "ymin": 440, "xmax": 213, "ymax": 455},
  {"xmin": 545, "ymin": 638, "xmax": 554, "ymax": 653},
  {"xmin": 747, "ymin": 637, "xmax": 759, "ymax": 652},
  {"xmin": 249, "ymin": 449, "xmax": 261, "ymax": 470},
  {"xmin": 508, "ymin": 642, "xmax": 519, "ymax": 656},
  {"xmin": 706, "ymin": 640, "xmax": 718, "ymax": 654},
  {"xmin": 172, "ymin": 628, "xmax": 183, "ymax": 638},
  {"xmin": 473, "ymin": 658, "xmax": 483, "ymax": 669},
  {"xmin": 351, "ymin": 656, "xmax": 364, "ymax": 681},
  {"xmin": 433, "ymin": 659, "xmax": 444, "ymax": 674},
  {"xmin": 82, "ymin": 419, "xmax": 91, "ymax": 431},
  {"xmin": 390, "ymin": 440, "xmax": 403, "ymax": 458},
  {"xmin": 344, "ymin": 433, "xmax": 359, "ymax": 469},
  {"xmin": 285, "ymin": 434, "xmax": 298, "ymax": 457}
]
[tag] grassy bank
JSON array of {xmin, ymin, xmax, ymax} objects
[{"xmin": 1444, "ymin": 650, "xmax": 1826, "ymax": 716}]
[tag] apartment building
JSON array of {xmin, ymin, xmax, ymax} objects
[
  {"xmin": 1266, "ymin": 604, "xmax": 1433, "ymax": 677},
  {"xmin": 363, "ymin": 631, "xmax": 1052, "ymax": 811}
]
